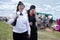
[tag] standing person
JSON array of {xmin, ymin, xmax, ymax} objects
[
  {"xmin": 51, "ymin": 19, "xmax": 60, "ymax": 32},
  {"xmin": 8, "ymin": 1, "xmax": 31, "ymax": 40},
  {"xmin": 48, "ymin": 16, "xmax": 53, "ymax": 27},
  {"xmin": 27, "ymin": 5, "xmax": 37, "ymax": 40}
]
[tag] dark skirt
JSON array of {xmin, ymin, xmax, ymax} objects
[
  {"xmin": 13, "ymin": 31, "xmax": 28, "ymax": 40},
  {"xmin": 30, "ymin": 26, "xmax": 37, "ymax": 40}
]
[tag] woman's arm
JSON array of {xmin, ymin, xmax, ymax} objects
[
  {"xmin": 7, "ymin": 13, "xmax": 18, "ymax": 25},
  {"xmin": 29, "ymin": 22, "xmax": 33, "ymax": 26},
  {"xmin": 26, "ymin": 16, "xmax": 31, "ymax": 38},
  {"xmin": 26, "ymin": 19, "xmax": 31, "ymax": 35},
  {"xmin": 25, "ymin": 12, "xmax": 31, "ymax": 36},
  {"xmin": 7, "ymin": 18, "xmax": 15, "ymax": 24}
]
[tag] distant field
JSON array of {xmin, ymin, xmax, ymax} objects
[{"xmin": 0, "ymin": 21, "xmax": 60, "ymax": 40}]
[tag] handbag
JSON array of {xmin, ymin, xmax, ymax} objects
[
  {"xmin": 11, "ymin": 13, "xmax": 17, "ymax": 26},
  {"xmin": 11, "ymin": 18, "xmax": 17, "ymax": 26}
]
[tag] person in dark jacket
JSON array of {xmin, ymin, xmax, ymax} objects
[{"xmin": 27, "ymin": 5, "xmax": 37, "ymax": 40}]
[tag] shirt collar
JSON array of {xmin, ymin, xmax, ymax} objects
[{"xmin": 17, "ymin": 9, "xmax": 26, "ymax": 16}]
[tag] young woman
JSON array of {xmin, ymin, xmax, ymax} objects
[
  {"xmin": 8, "ymin": 1, "xmax": 31, "ymax": 40},
  {"xmin": 27, "ymin": 5, "xmax": 37, "ymax": 40}
]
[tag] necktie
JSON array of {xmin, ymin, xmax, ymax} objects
[{"xmin": 20, "ymin": 13, "xmax": 23, "ymax": 16}]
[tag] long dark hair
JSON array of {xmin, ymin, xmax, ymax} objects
[
  {"xmin": 27, "ymin": 5, "xmax": 36, "ymax": 17},
  {"xmin": 27, "ymin": 9, "xmax": 35, "ymax": 17},
  {"xmin": 16, "ymin": 6, "xmax": 19, "ymax": 12},
  {"xmin": 27, "ymin": 9, "xmax": 30, "ymax": 16}
]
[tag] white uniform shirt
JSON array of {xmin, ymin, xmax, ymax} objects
[{"xmin": 8, "ymin": 11, "xmax": 31, "ymax": 35}]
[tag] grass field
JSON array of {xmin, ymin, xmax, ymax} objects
[
  {"xmin": 0, "ymin": 21, "xmax": 13, "ymax": 40},
  {"xmin": 0, "ymin": 21, "xmax": 60, "ymax": 40}
]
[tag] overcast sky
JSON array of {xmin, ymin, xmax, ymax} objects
[{"xmin": 0, "ymin": 0, "xmax": 60, "ymax": 20}]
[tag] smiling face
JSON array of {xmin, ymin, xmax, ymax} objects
[{"xmin": 18, "ymin": 5, "xmax": 24, "ymax": 11}]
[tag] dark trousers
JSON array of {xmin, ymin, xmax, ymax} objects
[{"xmin": 13, "ymin": 31, "xmax": 28, "ymax": 40}]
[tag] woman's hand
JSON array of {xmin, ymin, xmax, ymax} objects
[
  {"xmin": 28, "ymin": 35, "xmax": 31, "ymax": 39},
  {"xmin": 29, "ymin": 22, "xmax": 33, "ymax": 26}
]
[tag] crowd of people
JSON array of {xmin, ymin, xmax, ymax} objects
[
  {"xmin": 36, "ymin": 14, "xmax": 60, "ymax": 32},
  {"xmin": 37, "ymin": 14, "xmax": 53, "ymax": 29}
]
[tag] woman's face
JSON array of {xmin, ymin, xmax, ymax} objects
[
  {"xmin": 18, "ymin": 5, "xmax": 24, "ymax": 11},
  {"xmin": 30, "ymin": 9, "xmax": 36, "ymax": 14}
]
